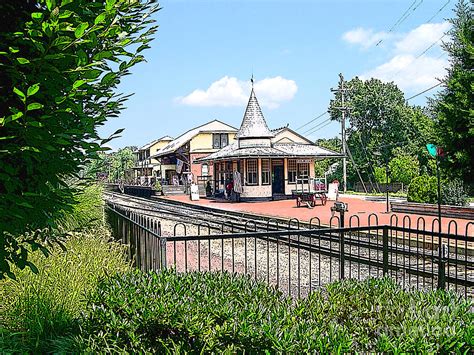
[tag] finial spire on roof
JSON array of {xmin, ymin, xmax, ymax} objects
[
  {"xmin": 235, "ymin": 85, "xmax": 274, "ymax": 139},
  {"xmin": 251, "ymin": 74, "xmax": 254, "ymax": 87}
]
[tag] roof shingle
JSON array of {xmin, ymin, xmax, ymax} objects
[{"xmin": 235, "ymin": 88, "xmax": 274, "ymax": 139}]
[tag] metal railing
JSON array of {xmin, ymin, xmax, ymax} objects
[
  {"xmin": 107, "ymin": 203, "xmax": 164, "ymax": 271},
  {"xmin": 106, "ymin": 203, "xmax": 474, "ymax": 298}
]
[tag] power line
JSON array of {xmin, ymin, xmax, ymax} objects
[
  {"xmin": 376, "ymin": 0, "xmax": 424, "ymax": 46},
  {"xmin": 426, "ymin": 0, "xmax": 451, "ymax": 23},
  {"xmin": 295, "ymin": 111, "xmax": 327, "ymax": 131},
  {"xmin": 416, "ymin": 34, "xmax": 446, "ymax": 59},
  {"xmin": 302, "ymin": 117, "xmax": 332, "ymax": 135},
  {"xmin": 388, "ymin": 33, "xmax": 447, "ymax": 81},
  {"xmin": 406, "ymin": 81, "xmax": 443, "ymax": 101},
  {"xmin": 305, "ymin": 120, "xmax": 336, "ymax": 138}
]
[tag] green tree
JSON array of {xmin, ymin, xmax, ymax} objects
[
  {"xmin": 85, "ymin": 146, "xmax": 137, "ymax": 181},
  {"xmin": 0, "ymin": 0, "xmax": 159, "ymax": 279},
  {"xmin": 314, "ymin": 137, "xmax": 341, "ymax": 178},
  {"xmin": 388, "ymin": 149, "xmax": 420, "ymax": 186},
  {"xmin": 373, "ymin": 166, "xmax": 390, "ymax": 184},
  {"xmin": 110, "ymin": 146, "xmax": 137, "ymax": 181},
  {"xmin": 328, "ymin": 77, "xmax": 435, "ymax": 187},
  {"xmin": 433, "ymin": 0, "xmax": 474, "ymax": 191}
]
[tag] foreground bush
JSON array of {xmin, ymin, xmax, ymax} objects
[
  {"xmin": 407, "ymin": 175, "xmax": 438, "ymax": 203},
  {"xmin": 0, "ymin": 227, "xmax": 130, "ymax": 353},
  {"xmin": 78, "ymin": 270, "xmax": 473, "ymax": 353},
  {"xmin": 442, "ymin": 179, "xmax": 469, "ymax": 206}
]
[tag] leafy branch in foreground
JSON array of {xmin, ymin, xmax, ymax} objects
[{"xmin": 0, "ymin": 0, "xmax": 160, "ymax": 279}]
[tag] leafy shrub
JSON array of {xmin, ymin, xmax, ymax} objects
[
  {"xmin": 0, "ymin": 228, "xmax": 130, "ymax": 353},
  {"xmin": 389, "ymin": 151, "xmax": 420, "ymax": 185},
  {"xmin": 0, "ymin": 0, "xmax": 159, "ymax": 279},
  {"xmin": 374, "ymin": 166, "xmax": 390, "ymax": 184},
  {"xmin": 442, "ymin": 179, "xmax": 468, "ymax": 206},
  {"xmin": 407, "ymin": 175, "xmax": 438, "ymax": 203},
  {"xmin": 298, "ymin": 278, "xmax": 473, "ymax": 353},
  {"xmin": 78, "ymin": 270, "xmax": 291, "ymax": 353},
  {"xmin": 77, "ymin": 271, "xmax": 473, "ymax": 353}
]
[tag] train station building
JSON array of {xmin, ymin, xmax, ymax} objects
[
  {"xmin": 149, "ymin": 120, "xmax": 238, "ymax": 188},
  {"xmin": 198, "ymin": 87, "xmax": 342, "ymax": 201}
]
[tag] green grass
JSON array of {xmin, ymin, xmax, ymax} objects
[
  {"xmin": 0, "ymin": 183, "xmax": 131, "ymax": 353},
  {"xmin": 0, "ymin": 227, "xmax": 130, "ymax": 353}
]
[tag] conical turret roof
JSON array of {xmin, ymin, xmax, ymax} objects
[{"xmin": 235, "ymin": 88, "xmax": 274, "ymax": 139}]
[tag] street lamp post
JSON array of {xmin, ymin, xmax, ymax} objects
[
  {"xmin": 384, "ymin": 157, "xmax": 389, "ymax": 213},
  {"xmin": 426, "ymin": 143, "xmax": 445, "ymax": 289}
]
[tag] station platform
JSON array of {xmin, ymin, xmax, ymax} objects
[{"xmin": 159, "ymin": 194, "xmax": 473, "ymax": 236}]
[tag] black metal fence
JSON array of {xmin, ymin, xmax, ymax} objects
[
  {"xmin": 106, "ymin": 203, "xmax": 474, "ymax": 298},
  {"xmin": 107, "ymin": 203, "xmax": 164, "ymax": 271}
]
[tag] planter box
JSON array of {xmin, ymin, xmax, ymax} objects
[{"xmin": 391, "ymin": 201, "xmax": 474, "ymax": 219}]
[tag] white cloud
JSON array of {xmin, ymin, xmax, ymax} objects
[
  {"xmin": 394, "ymin": 22, "xmax": 450, "ymax": 54},
  {"xmin": 176, "ymin": 76, "xmax": 297, "ymax": 109},
  {"xmin": 342, "ymin": 27, "xmax": 390, "ymax": 49},
  {"xmin": 349, "ymin": 22, "xmax": 451, "ymax": 92},
  {"xmin": 177, "ymin": 76, "xmax": 245, "ymax": 107},
  {"xmin": 254, "ymin": 76, "xmax": 298, "ymax": 109},
  {"xmin": 360, "ymin": 54, "xmax": 448, "ymax": 92}
]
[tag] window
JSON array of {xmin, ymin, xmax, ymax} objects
[
  {"xmin": 201, "ymin": 163, "xmax": 209, "ymax": 176},
  {"xmin": 221, "ymin": 134, "xmax": 228, "ymax": 147},
  {"xmin": 288, "ymin": 159, "xmax": 297, "ymax": 183},
  {"xmin": 297, "ymin": 162, "xmax": 309, "ymax": 178},
  {"xmin": 212, "ymin": 133, "xmax": 229, "ymax": 149},
  {"xmin": 213, "ymin": 134, "xmax": 220, "ymax": 149},
  {"xmin": 246, "ymin": 159, "xmax": 258, "ymax": 185},
  {"xmin": 261, "ymin": 159, "xmax": 270, "ymax": 185}
]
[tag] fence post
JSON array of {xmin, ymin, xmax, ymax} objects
[
  {"xmin": 160, "ymin": 237, "xmax": 167, "ymax": 270},
  {"xmin": 437, "ymin": 242, "xmax": 447, "ymax": 290},
  {"xmin": 339, "ymin": 220, "xmax": 345, "ymax": 280},
  {"xmin": 383, "ymin": 226, "xmax": 389, "ymax": 276}
]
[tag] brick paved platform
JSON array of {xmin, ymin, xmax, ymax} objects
[{"xmin": 160, "ymin": 194, "xmax": 473, "ymax": 236}]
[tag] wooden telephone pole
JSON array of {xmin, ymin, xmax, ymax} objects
[{"xmin": 331, "ymin": 73, "xmax": 349, "ymax": 192}]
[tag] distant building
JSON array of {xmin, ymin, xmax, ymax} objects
[
  {"xmin": 150, "ymin": 120, "xmax": 238, "ymax": 186},
  {"xmin": 199, "ymin": 87, "xmax": 342, "ymax": 200},
  {"xmin": 133, "ymin": 136, "xmax": 174, "ymax": 179}
]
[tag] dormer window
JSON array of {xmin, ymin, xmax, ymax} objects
[{"xmin": 213, "ymin": 133, "xmax": 229, "ymax": 149}]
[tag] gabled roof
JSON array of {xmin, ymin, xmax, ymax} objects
[
  {"xmin": 235, "ymin": 88, "xmax": 274, "ymax": 139},
  {"xmin": 152, "ymin": 119, "xmax": 237, "ymax": 158},
  {"xmin": 158, "ymin": 135, "xmax": 174, "ymax": 141},
  {"xmin": 272, "ymin": 127, "xmax": 314, "ymax": 145},
  {"xmin": 137, "ymin": 136, "xmax": 174, "ymax": 151},
  {"xmin": 271, "ymin": 125, "xmax": 289, "ymax": 135}
]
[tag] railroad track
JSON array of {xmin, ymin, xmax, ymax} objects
[
  {"xmin": 104, "ymin": 192, "xmax": 473, "ymax": 290},
  {"xmin": 104, "ymin": 191, "xmax": 309, "ymax": 232}
]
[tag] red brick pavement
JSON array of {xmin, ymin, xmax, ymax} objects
[{"xmin": 160, "ymin": 194, "xmax": 474, "ymax": 236}]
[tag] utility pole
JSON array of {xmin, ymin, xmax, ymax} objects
[{"xmin": 331, "ymin": 73, "xmax": 349, "ymax": 192}]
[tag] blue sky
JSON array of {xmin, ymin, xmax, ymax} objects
[{"xmin": 101, "ymin": 0, "xmax": 454, "ymax": 150}]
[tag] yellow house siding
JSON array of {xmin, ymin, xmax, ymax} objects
[
  {"xmin": 190, "ymin": 132, "xmax": 236, "ymax": 153},
  {"xmin": 190, "ymin": 133, "xmax": 212, "ymax": 152}
]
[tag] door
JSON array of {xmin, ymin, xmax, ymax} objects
[{"xmin": 272, "ymin": 164, "xmax": 284, "ymax": 194}]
